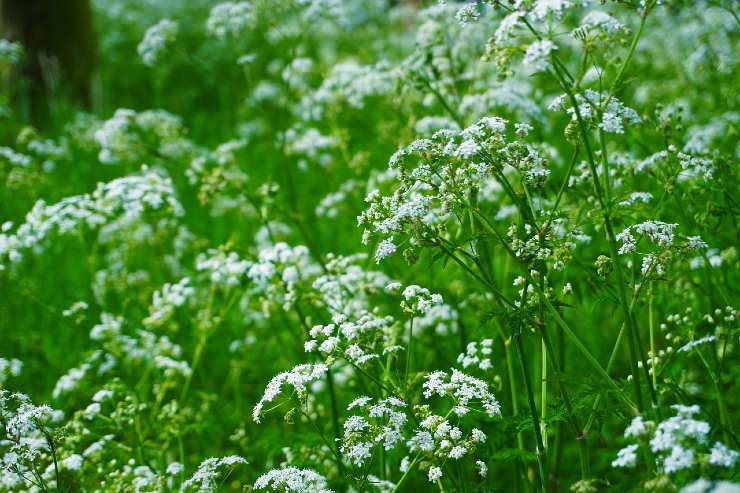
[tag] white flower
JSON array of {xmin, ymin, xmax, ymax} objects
[
  {"xmin": 137, "ymin": 19, "xmax": 178, "ymax": 66},
  {"xmin": 375, "ymin": 238, "xmax": 397, "ymax": 263},
  {"xmin": 253, "ymin": 364, "xmax": 327, "ymax": 423},
  {"xmin": 612, "ymin": 444, "xmax": 639, "ymax": 468},
  {"xmin": 619, "ymin": 192, "xmax": 652, "ymax": 207},
  {"xmin": 532, "ymin": 0, "xmax": 572, "ymax": 20},
  {"xmin": 455, "ymin": 3, "xmax": 480, "ymax": 26},
  {"xmin": 184, "ymin": 456, "xmax": 247, "ymax": 492},
  {"xmin": 456, "ymin": 139, "xmax": 480, "ymax": 159},
  {"xmin": 0, "ymin": 358, "xmax": 22, "ymax": 384},
  {"xmin": 206, "ymin": 2, "xmax": 254, "ymax": 38},
  {"xmin": 61, "ymin": 454, "xmax": 83, "ymax": 471},
  {"xmin": 663, "ymin": 445, "xmax": 694, "ymax": 473},
  {"xmin": 448, "ymin": 445, "xmax": 467, "ymax": 459},
  {"xmin": 709, "ymin": 442, "xmax": 739, "ymax": 468},
  {"xmin": 427, "ymin": 466, "xmax": 443, "ymax": 482},
  {"xmin": 254, "ymin": 467, "xmax": 333, "ymax": 493},
  {"xmin": 523, "ymin": 40, "xmax": 556, "ymax": 73},
  {"xmin": 385, "ymin": 282, "xmax": 402, "ymax": 293},
  {"xmin": 624, "ymin": 416, "xmax": 648, "ymax": 438},
  {"xmin": 678, "ymin": 335, "xmax": 716, "ymax": 353},
  {"xmin": 422, "ymin": 368, "xmax": 501, "ymax": 417}
]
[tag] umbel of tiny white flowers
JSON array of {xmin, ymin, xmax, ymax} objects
[
  {"xmin": 182, "ymin": 456, "xmax": 247, "ymax": 492},
  {"xmin": 254, "ymin": 467, "xmax": 333, "ymax": 493},
  {"xmin": 612, "ymin": 405, "xmax": 739, "ymax": 474},
  {"xmin": 252, "ymin": 363, "xmax": 328, "ymax": 423}
]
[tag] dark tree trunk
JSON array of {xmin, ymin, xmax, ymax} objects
[{"xmin": 1, "ymin": 0, "xmax": 97, "ymax": 127}]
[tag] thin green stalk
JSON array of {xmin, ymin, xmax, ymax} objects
[
  {"xmin": 515, "ymin": 326, "xmax": 549, "ymax": 493},
  {"xmin": 648, "ymin": 283, "xmax": 657, "ymax": 389},
  {"xmin": 539, "ymin": 321, "xmax": 590, "ymax": 479},
  {"xmin": 541, "ymin": 295, "xmax": 637, "ymax": 414},
  {"xmin": 325, "ymin": 367, "xmax": 344, "ymax": 467},
  {"xmin": 472, "ymin": 208, "xmax": 638, "ymax": 414},
  {"xmin": 515, "ymin": 280, "xmax": 549, "ymax": 493},
  {"xmin": 389, "ymin": 452, "xmax": 422, "ymax": 493},
  {"xmin": 494, "ymin": 321, "xmax": 529, "ymax": 492},
  {"xmin": 434, "ymin": 239, "xmax": 514, "ymax": 307},
  {"xmin": 695, "ymin": 348, "xmax": 734, "ymax": 445},
  {"xmin": 541, "ymin": 339, "xmax": 548, "ymax": 451},
  {"xmin": 549, "ymin": 60, "xmax": 646, "ymax": 412},
  {"xmin": 598, "ymin": 129, "xmax": 659, "ymax": 411},
  {"xmin": 608, "ymin": 3, "xmax": 653, "ymax": 97},
  {"xmin": 583, "ymin": 267, "xmax": 657, "ymax": 433},
  {"xmin": 404, "ymin": 316, "xmax": 415, "ymax": 392}
]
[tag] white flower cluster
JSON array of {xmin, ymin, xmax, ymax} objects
[
  {"xmin": 247, "ymin": 243, "xmax": 319, "ymax": 309},
  {"xmin": 90, "ymin": 313, "xmax": 123, "ymax": 341},
  {"xmin": 616, "ymin": 220, "xmax": 678, "ymax": 255},
  {"xmin": 0, "ymin": 358, "xmax": 22, "ymax": 385},
  {"xmin": 341, "ymin": 396, "xmax": 408, "ymax": 466},
  {"xmin": 312, "ymin": 254, "xmax": 391, "ymax": 316},
  {"xmin": 618, "ymin": 191, "xmax": 653, "ymax": 207},
  {"xmin": 137, "ymin": 19, "xmax": 178, "ymax": 67},
  {"xmin": 573, "ymin": 11, "xmax": 626, "ymax": 38},
  {"xmin": 304, "ymin": 311, "xmax": 395, "ymax": 366},
  {"xmin": 456, "ymin": 339, "xmax": 493, "ymax": 371},
  {"xmin": 613, "ymin": 405, "xmax": 739, "ymax": 474},
  {"xmin": 87, "ymin": 312, "xmax": 190, "ymax": 382},
  {"xmin": 680, "ymin": 479, "xmax": 740, "ymax": 493},
  {"xmin": 678, "ymin": 152, "xmax": 715, "ymax": 182},
  {"xmin": 53, "ymin": 361, "xmax": 91, "ymax": 399},
  {"xmin": 300, "ymin": 61, "xmax": 398, "ymax": 117},
  {"xmin": 182, "ymin": 455, "xmax": 247, "ymax": 492},
  {"xmin": 0, "ymin": 146, "xmax": 31, "ymax": 168},
  {"xmin": 422, "ymin": 369, "xmax": 501, "ymax": 417},
  {"xmin": 359, "ymin": 116, "xmax": 549, "ymax": 262},
  {"xmin": 254, "ymin": 467, "xmax": 333, "ymax": 493},
  {"xmin": 0, "ymin": 391, "xmax": 61, "ymax": 487},
  {"xmin": 1, "ymin": 168, "xmax": 182, "ymax": 267},
  {"xmin": 523, "ymin": 40, "xmax": 556, "ymax": 73},
  {"xmin": 206, "ymin": 2, "xmax": 255, "ymax": 38},
  {"xmin": 143, "ymin": 277, "xmax": 194, "ymax": 328},
  {"xmin": 196, "ymin": 249, "xmax": 249, "ymax": 287},
  {"xmin": 95, "ymin": 108, "xmax": 186, "ymax": 164},
  {"xmin": 253, "ymin": 363, "xmax": 328, "ymax": 423},
  {"xmin": 455, "ymin": 3, "xmax": 480, "ymax": 26},
  {"xmin": 315, "ymin": 179, "xmax": 358, "ymax": 219},
  {"xmin": 248, "ymin": 243, "xmax": 311, "ymax": 287},
  {"xmin": 550, "ymin": 90, "xmax": 641, "ymax": 134},
  {"xmin": 284, "ymin": 127, "xmax": 336, "ymax": 170},
  {"xmin": 399, "ymin": 284, "xmax": 444, "ymax": 316},
  {"xmin": 406, "ymin": 413, "xmax": 487, "ymax": 481},
  {"xmin": 531, "ymin": 0, "xmax": 574, "ymax": 20},
  {"xmin": 414, "ymin": 301, "xmax": 459, "ymax": 336},
  {"xmin": 374, "ymin": 238, "xmax": 397, "ymax": 264},
  {"xmin": 0, "ymin": 39, "xmax": 23, "ymax": 64}
]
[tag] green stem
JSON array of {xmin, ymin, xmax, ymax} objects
[
  {"xmin": 405, "ymin": 316, "xmax": 415, "ymax": 392},
  {"xmin": 541, "ymin": 341, "xmax": 548, "ymax": 451},
  {"xmin": 515, "ymin": 327, "xmax": 549, "ymax": 493},
  {"xmin": 549, "ymin": 60, "xmax": 646, "ymax": 413},
  {"xmin": 472, "ymin": 209, "xmax": 638, "ymax": 414},
  {"xmin": 648, "ymin": 283, "xmax": 657, "ymax": 390},
  {"xmin": 494, "ymin": 321, "xmax": 529, "ymax": 492},
  {"xmin": 389, "ymin": 453, "xmax": 422, "ymax": 493},
  {"xmin": 325, "ymin": 367, "xmax": 344, "ymax": 466}
]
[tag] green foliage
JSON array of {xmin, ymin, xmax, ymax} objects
[{"xmin": 0, "ymin": 1, "xmax": 738, "ymax": 492}]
